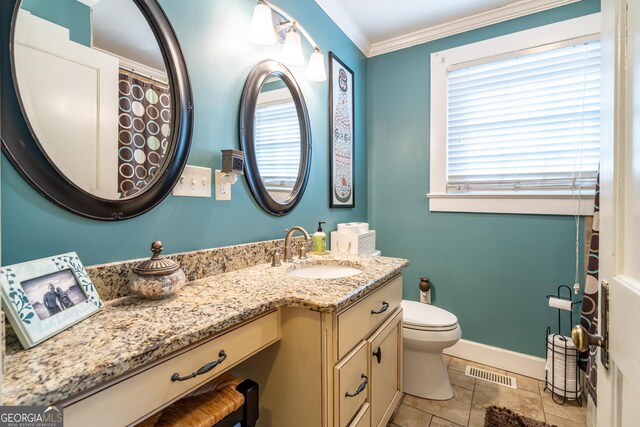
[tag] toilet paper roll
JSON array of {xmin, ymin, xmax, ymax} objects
[
  {"xmin": 547, "ymin": 334, "xmax": 577, "ymax": 348},
  {"xmin": 548, "ymin": 297, "xmax": 572, "ymax": 311},
  {"xmin": 545, "ymin": 334, "xmax": 581, "ymax": 398},
  {"xmin": 546, "ymin": 335, "xmax": 577, "ymax": 356}
]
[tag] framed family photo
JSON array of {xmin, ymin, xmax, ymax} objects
[
  {"xmin": 0, "ymin": 252, "xmax": 103, "ymax": 348},
  {"xmin": 329, "ymin": 52, "xmax": 355, "ymax": 208}
]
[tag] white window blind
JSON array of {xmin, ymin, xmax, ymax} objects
[
  {"xmin": 255, "ymin": 100, "xmax": 301, "ymax": 191},
  {"xmin": 446, "ymin": 39, "xmax": 601, "ymax": 194}
]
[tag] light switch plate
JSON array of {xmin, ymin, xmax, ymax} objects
[
  {"xmin": 420, "ymin": 290, "xmax": 431, "ymax": 304},
  {"xmin": 172, "ymin": 165, "xmax": 212, "ymax": 197},
  {"xmin": 215, "ymin": 170, "xmax": 231, "ymax": 201}
]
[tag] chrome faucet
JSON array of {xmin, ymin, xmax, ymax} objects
[{"xmin": 284, "ymin": 226, "xmax": 311, "ymax": 262}]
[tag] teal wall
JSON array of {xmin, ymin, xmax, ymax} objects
[
  {"xmin": 21, "ymin": 0, "xmax": 91, "ymax": 46},
  {"xmin": 366, "ymin": 0, "xmax": 600, "ymax": 358},
  {"xmin": 4, "ymin": 0, "xmax": 600, "ymax": 358},
  {"xmin": 2, "ymin": 0, "xmax": 367, "ymax": 266},
  {"xmin": 262, "ymin": 79, "xmax": 287, "ymax": 92}
]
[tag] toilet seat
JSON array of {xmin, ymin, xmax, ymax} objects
[
  {"xmin": 405, "ymin": 323, "xmax": 459, "ymax": 332},
  {"xmin": 402, "ymin": 300, "xmax": 458, "ymax": 332}
]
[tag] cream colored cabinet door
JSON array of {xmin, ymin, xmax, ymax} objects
[{"xmin": 368, "ymin": 309, "xmax": 402, "ymax": 427}]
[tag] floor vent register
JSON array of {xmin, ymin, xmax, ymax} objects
[{"xmin": 465, "ymin": 366, "xmax": 517, "ymax": 389}]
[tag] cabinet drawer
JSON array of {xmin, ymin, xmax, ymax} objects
[
  {"xmin": 335, "ymin": 341, "xmax": 369, "ymax": 427},
  {"xmin": 369, "ymin": 309, "xmax": 403, "ymax": 427},
  {"xmin": 348, "ymin": 402, "xmax": 371, "ymax": 427},
  {"xmin": 64, "ymin": 311, "xmax": 279, "ymax": 427},
  {"xmin": 337, "ymin": 275, "xmax": 402, "ymax": 359}
]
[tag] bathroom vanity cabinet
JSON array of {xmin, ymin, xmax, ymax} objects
[
  {"xmin": 61, "ymin": 311, "xmax": 280, "ymax": 427},
  {"xmin": 61, "ymin": 275, "xmax": 403, "ymax": 427},
  {"xmin": 233, "ymin": 274, "xmax": 404, "ymax": 427},
  {"xmin": 3, "ymin": 250, "xmax": 407, "ymax": 427}
]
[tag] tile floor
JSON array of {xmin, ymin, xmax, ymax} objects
[{"xmin": 388, "ymin": 355, "xmax": 587, "ymax": 427}]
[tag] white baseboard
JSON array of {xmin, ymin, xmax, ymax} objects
[{"xmin": 444, "ymin": 339, "xmax": 546, "ymax": 380}]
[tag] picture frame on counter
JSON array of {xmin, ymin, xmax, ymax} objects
[
  {"xmin": 329, "ymin": 52, "xmax": 355, "ymax": 208},
  {"xmin": 0, "ymin": 252, "xmax": 103, "ymax": 348}
]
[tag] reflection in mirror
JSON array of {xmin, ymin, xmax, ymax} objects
[
  {"xmin": 13, "ymin": 0, "xmax": 171, "ymax": 200},
  {"xmin": 239, "ymin": 60, "xmax": 311, "ymax": 216},
  {"xmin": 255, "ymin": 77, "xmax": 302, "ymax": 204}
]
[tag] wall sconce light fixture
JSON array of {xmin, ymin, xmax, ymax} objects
[{"xmin": 248, "ymin": 0, "xmax": 327, "ymax": 81}]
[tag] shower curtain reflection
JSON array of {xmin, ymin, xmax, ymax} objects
[
  {"xmin": 579, "ymin": 174, "xmax": 599, "ymax": 405},
  {"xmin": 117, "ymin": 69, "xmax": 171, "ymax": 198}
]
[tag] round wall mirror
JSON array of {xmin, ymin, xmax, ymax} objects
[
  {"xmin": 1, "ymin": 0, "xmax": 193, "ymax": 220},
  {"xmin": 239, "ymin": 60, "xmax": 311, "ymax": 216}
]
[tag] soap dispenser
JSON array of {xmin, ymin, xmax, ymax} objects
[{"xmin": 313, "ymin": 222, "xmax": 327, "ymax": 255}]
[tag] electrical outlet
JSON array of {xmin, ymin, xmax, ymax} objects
[
  {"xmin": 215, "ymin": 170, "xmax": 231, "ymax": 201},
  {"xmin": 420, "ymin": 290, "xmax": 431, "ymax": 304},
  {"xmin": 172, "ymin": 165, "xmax": 212, "ymax": 197}
]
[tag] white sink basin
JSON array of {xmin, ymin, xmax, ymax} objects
[{"xmin": 288, "ymin": 264, "xmax": 363, "ymax": 279}]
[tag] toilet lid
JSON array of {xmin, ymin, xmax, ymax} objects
[{"xmin": 402, "ymin": 300, "xmax": 458, "ymax": 330}]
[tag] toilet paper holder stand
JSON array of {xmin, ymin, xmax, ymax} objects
[
  {"xmin": 544, "ymin": 285, "xmax": 583, "ymax": 406},
  {"xmin": 545, "ymin": 286, "xmax": 582, "ymax": 329}
]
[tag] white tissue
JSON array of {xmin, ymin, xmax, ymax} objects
[
  {"xmin": 337, "ymin": 222, "xmax": 369, "ymax": 234},
  {"xmin": 548, "ymin": 297, "xmax": 572, "ymax": 311}
]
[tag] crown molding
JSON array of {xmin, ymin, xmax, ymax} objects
[
  {"xmin": 368, "ymin": 0, "xmax": 580, "ymax": 57},
  {"xmin": 314, "ymin": 0, "xmax": 372, "ymax": 56},
  {"xmin": 316, "ymin": 0, "xmax": 582, "ymax": 57}
]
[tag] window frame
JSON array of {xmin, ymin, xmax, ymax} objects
[{"xmin": 428, "ymin": 13, "xmax": 601, "ymax": 215}]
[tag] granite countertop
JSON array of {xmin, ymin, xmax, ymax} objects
[{"xmin": 2, "ymin": 253, "xmax": 408, "ymax": 407}]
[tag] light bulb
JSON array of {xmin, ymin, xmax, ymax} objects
[
  {"xmin": 305, "ymin": 48, "xmax": 327, "ymax": 81},
  {"xmin": 281, "ymin": 27, "xmax": 304, "ymax": 66},
  {"xmin": 248, "ymin": 2, "xmax": 276, "ymax": 45}
]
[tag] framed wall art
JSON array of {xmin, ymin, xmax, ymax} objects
[
  {"xmin": 329, "ymin": 52, "xmax": 355, "ymax": 208},
  {"xmin": 0, "ymin": 252, "xmax": 103, "ymax": 348}
]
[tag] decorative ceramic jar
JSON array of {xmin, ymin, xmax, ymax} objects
[{"xmin": 131, "ymin": 241, "xmax": 186, "ymax": 298}]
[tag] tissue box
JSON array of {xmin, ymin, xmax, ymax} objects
[
  {"xmin": 331, "ymin": 230, "xmax": 376, "ymax": 255},
  {"xmin": 337, "ymin": 222, "xmax": 369, "ymax": 234}
]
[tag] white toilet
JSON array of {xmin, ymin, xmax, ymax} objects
[{"xmin": 402, "ymin": 300, "xmax": 462, "ymax": 400}]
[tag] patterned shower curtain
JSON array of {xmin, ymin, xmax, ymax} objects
[
  {"xmin": 579, "ymin": 174, "xmax": 599, "ymax": 405},
  {"xmin": 117, "ymin": 69, "xmax": 171, "ymax": 198}
]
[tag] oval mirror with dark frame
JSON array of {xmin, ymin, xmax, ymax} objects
[
  {"xmin": 239, "ymin": 60, "xmax": 311, "ymax": 216},
  {"xmin": 0, "ymin": 0, "xmax": 193, "ymax": 220}
]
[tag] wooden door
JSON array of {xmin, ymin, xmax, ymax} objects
[
  {"xmin": 13, "ymin": 10, "xmax": 119, "ymax": 199},
  {"xmin": 368, "ymin": 309, "xmax": 402, "ymax": 427},
  {"xmin": 595, "ymin": 0, "xmax": 640, "ymax": 425}
]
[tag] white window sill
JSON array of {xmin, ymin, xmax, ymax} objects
[{"xmin": 427, "ymin": 193, "xmax": 595, "ymax": 216}]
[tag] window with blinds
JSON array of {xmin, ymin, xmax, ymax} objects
[
  {"xmin": 446, "ymin": 39, "xmax": 600, "ymax": 194},
  {"xmin": 255, "ymin": 100, "xmax": 301, "ymax": 193}
]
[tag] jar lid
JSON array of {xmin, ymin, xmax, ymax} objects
[{"xmin": 134, "ymin": 241, "xmax": 179, "ymax": 276}]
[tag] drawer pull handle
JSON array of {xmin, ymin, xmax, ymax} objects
[
  {"xmin": 373, "ymin": 347, "xmax": 382, "ymax": 364},
  {"xmin": 170, "ymin": 350, "xmax": 227, "ymax": 382},
  {"xmin": 371, "ymin": 301, "xmax": 389, "ymax": 315},
  {"xmin": 345, "ymin": 374, "xmax": 368, "ymax": 398}
]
